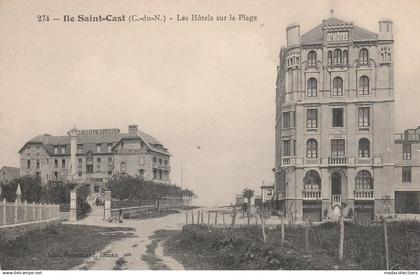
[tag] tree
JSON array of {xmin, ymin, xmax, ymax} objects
[{"xmin": 242, "ymin": 188, "xmax": 254, "ymax": 225}]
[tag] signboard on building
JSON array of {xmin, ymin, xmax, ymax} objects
[{"xmin": 326, "ymin": 31, "xmax": 349, "ymax": 42}]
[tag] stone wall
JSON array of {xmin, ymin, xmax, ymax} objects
[{"xmin": 0, "ymin": 219, "xmax": 61, "ymax": 243}]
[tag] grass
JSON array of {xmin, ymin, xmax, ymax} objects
[
  {"xmin": 140, "ymin": 235, "xmax": 169, "ymax": 270},
  {"xmin": 156, "ymin": 220, "xmax": 420, "ymax": 270},
  {"xmin": 0, "ymin": 224, "xmax": 135, "ymax": 270}
]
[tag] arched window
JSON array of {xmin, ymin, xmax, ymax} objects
[
  {"xmin": 307, "ymin": 78, "xmax": 317, "ymax": 97},
  {"xmin": 307, "ymin": 139, "xmax": 318, "ymax": 158},
  {"xmin": 328, "ymin": 51, "xmax": 332, "ymax": 66},
  {"xmin": 359, "ymin": 76, "xmax": 369, "ymax": 95},
  {"xmin": 333, "ymin": 77, "xmax": 343, "ymax": 96},
  {"xmin": 355, "ymin": 170, "xmax": 373, "ymax": 189},
  {"xmin": 334, "ymin": 49, "xmax": 342, "ymax": 66},
  {"xmin": 308, "ymin": 51, "xmax": 317, "ymax": 67},
  {"xmin": 304, "ymin": 170, "xmax": 321, "ymax": 189},
  {"xmin": 359, "ymin": 48, "xmax": 369, "ymax": 65},
  {"xmin": 358, "ymin": 138, "xmax": 370, "ymax": 158},
  {"xmin": 343, "ymin": 50, "xmax": 348, "ymax": 66}
]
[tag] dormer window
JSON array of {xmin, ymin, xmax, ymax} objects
[
  {"xmin": 307, "ymin": 51, "xmax": 317, "ymax": 68},
  {"xmin": 359, "ymin": 48, "xmax": 369, "ymax": 65}
]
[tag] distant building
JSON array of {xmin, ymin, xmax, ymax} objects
[
  {"xmin": 18, "ymin": 125, "xmax": 171, "ymax": 190},
  {"xmin": 261, "ymin": 183, "xmax": 274, "ymax": 203},
  {"xmin": 0, "ymin": 166, "xmax": 20, "ymax": 184},
  {"xmin": 235, "ymin": 194, "xmax": 244, "ymax": 205}
]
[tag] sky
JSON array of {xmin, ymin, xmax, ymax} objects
[{"xmin": 1, "ymin": 0, "xmax": 420, "ymax": 206}]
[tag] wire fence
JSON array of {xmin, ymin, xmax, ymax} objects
[
  {"xmin": 0, "ymin": 199, "xmax": 60, "ymax": 226},
  {"xmin": 184, "ymin": 209, "xmax": 420, "ymax": 270}
]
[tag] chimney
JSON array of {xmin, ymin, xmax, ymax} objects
[
  {"xmin": 286, "ymin": 23, "xmax": 300, "ymax": 47},
  {"xmin": 128, "ymin": 125, "xmax": 138, "ymax": 134},
  {"xmin": 378, "ymin": 19, "xmax": 393, "ymax": 40}
]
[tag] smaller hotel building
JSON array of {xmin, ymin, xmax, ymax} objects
[{"xmin": 18, "ymin": 125, "xmax": 171, "ymax": 188}]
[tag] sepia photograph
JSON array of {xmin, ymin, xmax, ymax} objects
[{"xmin": 0, "ymin": 0, "xmax": 419, "ymax": 273}]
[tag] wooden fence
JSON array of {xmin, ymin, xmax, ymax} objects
[{"xmin": 0, "ymin": 199, "xmax": 60, "ymax": 226}]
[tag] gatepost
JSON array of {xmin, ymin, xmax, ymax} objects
[
  {"xmin": 104, "ymin": 191, "xmax": 111, "ymax": 221},
  {"xmin": 69, "ymin": 190, "xmax": 77, "ymax": 221}
]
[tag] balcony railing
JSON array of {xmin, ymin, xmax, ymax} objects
[
  {"xmin": 328, "ymin": 156, "xmax": 347, "ymax": 166},
  {"xmin": 302, "ymin": 190, "xmax": 321, "ymax": 200},
  {"xmin": 277, "ymin": 192, "xmax": 286, "ymax": 199},
  {"xmin": 354, "ymin": 189, "xmax": 374, "ymax": 200},
  {"xmin": 332, "ymin": 194, "xmax": 341, "ymax": 206},
  {"xmin": 281, "ymin": 156, "xmax": 295, "ymax": 166}
]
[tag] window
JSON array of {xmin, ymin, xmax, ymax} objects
[
  {"xmin": 97, "ymin": 158, "xmax": 101, "ymax": 169},
  {"xmin": 54, "ymin": 171, "xmax": 58, "ymax": 179},
  {"xmin": 402, "ymin": 167, "xmax": 412, "ymax": 183},
  {"xmin": 283, "ymin": 140, "xmax": 291, "ymax": 156},
  {"xmin": 107, "ymin": 170, "xmax": 112, "ymax": 175},
  {"xmin": 36, "ymin": 172, "xmax": 40, "ymax": 178},
  {"xmin": 27, "ymin": 160, "xmax": 31, "ymax": 169},
  {"xmin": 332, "ymin": 77, "xmax": 343, "ymax": 96},
  {"xmin": 153, "ymin": 169, "xmax": 157, "ymax": 179},
  {"xmin": 307, "ymin": 78, "xmax": 317, "ymax": 97},
  {"xmin": 304, "ymin": 170, "xmax": 321, "ymax": 189},
  {"xmin": 108, "ymin": 157, "xmax": 113, "ymax": 167},
  {"xmin": 358, "ymin": 107, "xmax": 370, "ymax": 127},
  {"xmin": 61, "ymin": 159, "xmax": 65, "ymax": 168},
  {"xmin": 307, "ymin": 51, "xmax": 316, "ymax": 67},
  {"xmin": 267, "ymin": 189, "xmax": 272, "ymax": 196},
  {"xmin": 159, "ymin": 170, "xmax": 163, "ymax": 180},
  {"xmin": 403, "ymin": 144, "xmax": 411, "ymax": 160},
  {"xmin": 53, "ymin": 146, "xmax": 59, "ymax": 154},
  {"xmin": 139, "ymin": 169, "xmax": 144, "ymax": 177},
  {"xmin": 61, "ymin": 146, "xmax": 66, "ymax": 154},
  {"xmin": 358, "ymin": 138, "xmax": 370, "ymax": 158},
  {"xmin": 334, "ymin": 49, "xmax": 342, "ymax": 65},
  {"xmin": 120, "ymin": 162, "xmax": 126, "ymax": 172},
  {"xmin": 343, "ymin": 50, "xmax": 348, "ymax": 65},
  {"xmin": 332, "ymin": 108, "xmax": 344, "ymax": 127},
  {"xmin": 328, "ymin": 51, "xmax": 332, "ymax": 66},
  {"xmin": 36, "ymin": 160, "xmax": 40, "ymax": 169},
  {"xmin": 164, "ymin": 160, "xmax": 168, "ymax": 166},
  {"xmin": 356, "ymin": 170, "xmax": 373, "ymax": 189},
  {"xmin": 78, "ymin": 158, "xmax": 82, "ymax": 168},
  {"xmin": 159, "ymin": 159, "xmax": 162, "ymax": 165},
  {"xmin": 77, "ymin": 144, "xmax": 83, "ymax": 154},
  {"xmin": 283, "ymin": 112, "xmax": 291, "ymax": 128},
  {"xmin": 359, "ymin": 48, "xmax": 369, "ymax": 65},
  {"xmin": 359, "ymin": 76, "xmax": 369, "ymax": 95},
  {"xmin": 96, "ymin": 144, "xmax": 101, "ymax": 153},
  {"xmin": 306, "ymin": 109, "xmax": 317, "ymax": 128},
  {"xmin": 107, "ymin": 143, "xmax": 113, "ymax": 152},
  {"xmin": 331, "ymin": 139, "xmax": 345, "ymax": 156},
  {"xmin": 307, "ymin": 139, "xmax": 318, "ymax": 158},
  {"xmin": 54, "ymin": 159, "xmax": 58, "ymax": 168}
]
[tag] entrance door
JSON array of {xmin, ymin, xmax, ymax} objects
[{"xmin": 332, "ymin": 172, "xmax": 341, "ymax": 195}]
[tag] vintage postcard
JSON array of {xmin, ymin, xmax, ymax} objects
[{"xmin": 0, "ymin": 0, "xmax": 419, "ymax": 273}]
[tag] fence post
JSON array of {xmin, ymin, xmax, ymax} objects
[
  {"xmin": 39, "ymin": 203, "xmax": 42, "ymax": 221},
  {"xmin": 215, "ymin": 212, "xmax": 218, "ymax": 228},
  {"xmin": 305, "ymin": 220, "xmax": 309, "ymax": 253},
  {"xmin": 201, "ymin": 210, "xmax": 204, "ymax": 224},
  {"xmin": 260, "ymin": 213, "xmax": 266, "ymax": 243},
  {"xmin": 339, "ymin": 217, "xmax": 344, "ymax": 263},
  {"xmin": 222, "ymin": 213, "xmax": 225, "ymax": 226},
  {"xmin": 24, "ymin": 201, "xmax": 27, "ymax": 223},
  {"xmin": 185, "ymin": 210, "xmax": 188, "ymax": 225},
  {"xmin": 197, "ymin": 210, "xmax": 200, "ymax": 224},
  {"xmin": 383, "ymin": 219, "xmax": 389, "ymax": 270},
  {"xmin": 207, "ymin": 212, "xmax": 211, "ymax": 227},
  {"xmin": 32, "ymin": 201, "xmax": 35, "ymax": 222},
  {"xmin": 281, "ymin": 216, "xmax": 285, "ymax": 246},
  {"xmin": 191, "ymin": 209, "xmax": 195, "ymax": 225},
  {"xmin": 3, "ymin": 199, "xmax": 6, "ymax": 225},
  {"xmin": 14, "ymin": 200, "xmax": 18, "ymax": 224}
]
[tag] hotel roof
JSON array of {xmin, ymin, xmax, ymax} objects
[{"xmin": 301, "ymin": 16, "xmax": 377, "ymax": 45}]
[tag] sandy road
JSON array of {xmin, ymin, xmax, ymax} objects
[{"xmin": 66, "ymin": 207, "xmax": 186, "ymax": 270}]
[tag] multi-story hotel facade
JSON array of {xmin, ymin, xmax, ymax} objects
[
  {"xmin": 274, "ymin": 15, "xmax": 400, "ymax": 222},
  {"xmin": 18, "ymin": 125, "xmax": 171, "ymax": 190}
]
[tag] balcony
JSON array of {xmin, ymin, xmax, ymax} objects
[
  {"xmin": 281, "ymin": 156, "xmax": 295, "ymax": 166},
  {"xmin": 277, "ymin": 191, "xmax": 286, "ymax": 199},
  {"xmin": 328, "ymin": 156, "xmax": 347, "ymax": 166},
  {"xmin": 354, "ymin": 189, "xmax": 374, "ymax": 200},
  {"xmin": 302, "ymin": 190, "xmax": 321, "ymax": 200},
  {"xmin": 332, "ymin": 194, "xmax": 341, "ymax": 207}
]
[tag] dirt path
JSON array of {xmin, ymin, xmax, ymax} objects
[{"xmin": 66, "ymin": 207, "xmax": 185, "ymax": 270}]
